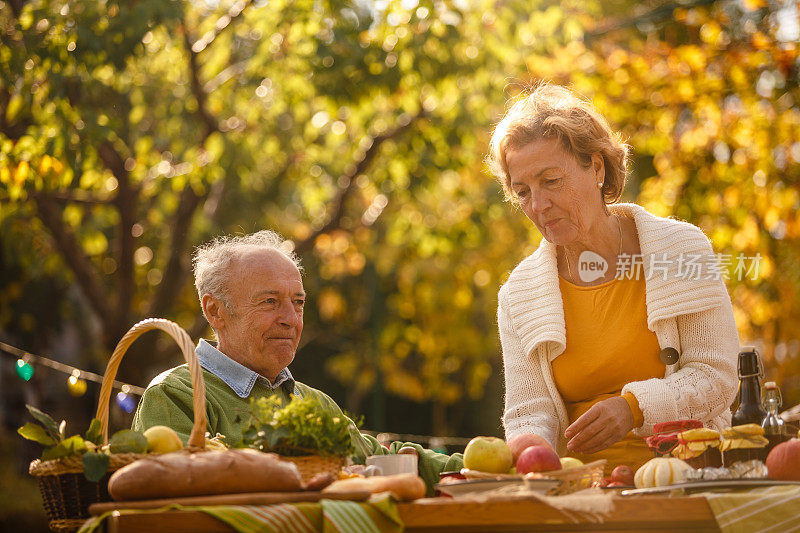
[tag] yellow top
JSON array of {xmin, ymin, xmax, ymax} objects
[{"xmin": 553, "ymin": 269, "xmax": 664, "ymax": 474}]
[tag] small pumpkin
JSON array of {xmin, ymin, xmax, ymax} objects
[
  {"xmin": 766, "ymin": 438, "xmax": 800, "ymax": 481},
  {"xmin": 634, "ymin": 457, "xmax": 694, "ymax": 488}
]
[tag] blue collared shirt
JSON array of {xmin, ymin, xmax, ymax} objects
[{"xmin": 195, "ymin": 339, "xmax": 298, "ymax": 398}]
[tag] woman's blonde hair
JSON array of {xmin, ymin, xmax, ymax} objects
[{"xmin": 487, "ymin": 83, "xmax": 629, "ymax": 204}]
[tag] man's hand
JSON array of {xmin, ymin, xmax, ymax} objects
[{"xmin": 564, "ymin": 396, "xmax": 634, "ymax": 454}]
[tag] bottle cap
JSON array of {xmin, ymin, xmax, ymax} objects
[{"xmin": 764, "ymin": 381, "xmax": 777, "ymax": 389}]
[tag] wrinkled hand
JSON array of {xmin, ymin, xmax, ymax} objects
[{"xmin": 564, "ymin": 396, "xmax": 634, "ymax": 454}]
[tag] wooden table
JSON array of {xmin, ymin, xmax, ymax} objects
[{"xmin": 98, "ymin": 495, "xmax": 720, "ymax": 532}]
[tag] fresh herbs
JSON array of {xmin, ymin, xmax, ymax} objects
[
  {"xmin": 17, "ymin": 404, "xmax": 148, "ymax": 481},
  {"xmin": 237, "ymin": 395, "xmax": 358, "ymax": 457}
]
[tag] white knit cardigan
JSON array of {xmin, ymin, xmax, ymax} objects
[{"xmin": 498, "ymin": 203, "xmax": 740, "ymax": 455}]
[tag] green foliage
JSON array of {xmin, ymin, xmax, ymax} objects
[
  {"xmin": 24, "ymin": 405, "xmax": 61, "ymax": 442},
  {"xmin": 17, "ymin": 405, "xmax": 101, "ymax": 461},
  {"xmin": 17, "ymin": 405, "xmax": 146, "ymax": 480},
  {"xmin": 85, "ymin": 418, "xmax": 103, "ymax": 446},
  {"xmin": 41, "ymin": 435, "xmax": 88, "ymax": 462},
  {"xmin": 238, "ymin": 395, "xmax": 357, "ymax": 457},
  {"xmin": 2, "ymin": 0, "xmax": 800, "ymax": 429},
  {"xmin": 17, "ymin": 423, "xmax": 56, "ymax": 447},
  {"xmin": 108, "ymin": 429, "xmax": 148, "ymax": 454},
  {"xmin": 82, "ymin": 451, "xmax": 110, "ymax": 483}
]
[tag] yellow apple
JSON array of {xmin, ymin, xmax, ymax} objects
[
  {"xmin": 463, "ymin": 436, "xmax": 513, "ymax": 474},
  {"xmin": 143, "ymin": 425, "xmax": 183, "ymax": 454},
  {"xmin": 560, "ymin": 457, "xmax": 584, "ymax": 469}
]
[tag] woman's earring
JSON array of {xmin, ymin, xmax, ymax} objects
[{"xmin": 597, "ymin": 182, "xmax": 603, "ymax": 188}]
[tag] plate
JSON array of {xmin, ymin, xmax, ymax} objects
[
  {"xmin": 435, "ymin": 477, "xmax": 559, "ymax": 498},
  {"xmin": 621, "ymin": 479, "xmax": 800, "ymax": 496},
  {"xmin": 460, "ymin": 468, "xmax": 523, "ymax": 480}
]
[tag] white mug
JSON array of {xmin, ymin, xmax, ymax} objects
[{"xmin": 365, "ymin": 454, "xmax": 418, "ymax": 476}]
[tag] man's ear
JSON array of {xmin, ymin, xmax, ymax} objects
[{"xmin": 202, "ymin": 294, "xmax": 225, "ymax": 331}]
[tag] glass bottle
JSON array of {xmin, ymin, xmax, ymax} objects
[
  {"xmin": 761, "ymin": 381, "xmax": 785, "ymax": 452},
  {"xmin": 731, "ymin": 347, "xmax": 767, "ymax": 427}
]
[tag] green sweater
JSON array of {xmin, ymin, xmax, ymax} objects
[{"xmin": 132, "ymin": 364, "xmax": 462, "ymax": 493}]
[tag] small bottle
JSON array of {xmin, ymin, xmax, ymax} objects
[
  {"xmin": 761, "ymin": 381, "xmax": 785, "ymax": 452},
  {"xmin": 731, "ymin": 347, "xmax": 768, "ymax": 427}
]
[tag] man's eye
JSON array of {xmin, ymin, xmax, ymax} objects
[
  {"xmin": 515, "ymin": 189, "xmax": 529, "ymax": 198},
  {"xmin": 544, "ymin": 177, "xmax": 560, "ymax": 186},
  {"xmin": 294, "ymin": 300, "xmax": 305, "ymax": 307}
]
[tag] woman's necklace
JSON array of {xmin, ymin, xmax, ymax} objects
[{"xmin": 564, "ymin": 215, "xmax": 623, "ymax": 284}]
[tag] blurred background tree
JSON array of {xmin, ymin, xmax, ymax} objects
[{"xmin": 1, "ymin": 0, "xmax": 799, "ymax": 527}]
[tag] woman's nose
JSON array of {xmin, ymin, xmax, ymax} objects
[{"xmin": 530, "ymin": 189, "xmax": 550, "ymax": 213}]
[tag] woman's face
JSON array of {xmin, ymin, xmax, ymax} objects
[{"xmin": 505, "ymin": 137, "xmax": 606, "ymax": 246}]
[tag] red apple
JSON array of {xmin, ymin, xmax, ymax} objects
[
  {"xmin": 507, "ymin": 434, "xmax": 552, "ymax": 464},
  {"xmin": 516, "ymin": 445, "xmax": 561, "ymax": 474},
  {"xmin": 611, "ymin": 465, "xmax": 635, "ymax": 486},
  {"xmin": 606, "ymin": 481, "xmax": 627, "ymax": 488}
]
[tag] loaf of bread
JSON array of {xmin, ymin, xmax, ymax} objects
[
  {"xmin": 321, "ymin": 473, "xmax": 426, "ymax": 501},
  {"xmin": 108, "ymin": 449, "xmax": 303, "ymax": 501}
]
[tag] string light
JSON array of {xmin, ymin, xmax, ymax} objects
[
  {"xmin": 116, "ymin": 385, "xmax": 137, "ymax": 413},
  {"xmin": 1, "ymin": 340, "xmax": 144, "ymax": 396},
  {"xmin": 3, "ymin": 341, "xmax": 473, "ymax": 447},
  {"xmin": 15, "ymin": 358, "xmax": 34, "ymax": 381},
  {"xmin": 67, "ymin": 369, "xmax": 88, "ymax": 397}
]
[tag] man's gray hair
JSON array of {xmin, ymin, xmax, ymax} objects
[{"xmin": 192, "ymin": 230, "xmax": 302, "ymax": 309}]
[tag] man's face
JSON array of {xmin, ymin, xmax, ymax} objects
[{"xmin": 216, "ymin": 248, "xmax": 305, "ymax": 380}]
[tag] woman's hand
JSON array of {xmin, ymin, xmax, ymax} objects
[{"xmin": 564, "ymin": 396, "xmax": 634, "ymax": 454}]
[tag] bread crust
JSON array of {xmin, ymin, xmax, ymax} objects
[
  {"xmin": 108, "ymin": 449, "xmax": 303, "ymax": 500},
  {"xmin": 322, "ymin": 473, "xmax": 426, "ymax": 501}
]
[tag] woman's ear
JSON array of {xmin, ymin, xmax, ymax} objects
[
  {"xmin": 202, "ymin": 294, "xmax": 225, "ymax": 331},
  {"xmin": 591, "ymin": 152, "xmax": 606, "ymax": 182}
]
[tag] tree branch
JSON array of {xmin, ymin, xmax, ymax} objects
[
  {"xmin": 584, "ymin": 0, "xmax": 717, "ymax": 41},
  {"xmin": 147, "ymin": 185, "xmax": 203, "ymax": 317},
  {"xmin": 33, "ymin": 194, "xmax": 115, "ymax": 341},
  {"xmin": 15, "ymin": 189, "xmax": 111, "ymax": 205},
  {"xmin": 0, "ymin": 86, "xmax": 30, "ymax": 141},
  {"xmin": 189, "ymin": 0, "xmax": 255, "ymax": 54},
  {"xmin": 184, "ymin": 32, "xmax": 219, "ymax": 138},
  {"xmin": 294, "ymin": 111, "xmax": 425, "ymax": 254},
  {"xmin": 147, "ymin": 23, "xmax": 226, "ymax": 317},
  {"xmin": 97, "ymin": 140, "xmax": 136, "ymax": 339},
  {"xmin": 7, "ymin": 0, "xmax": 26, "ymax": 18}
]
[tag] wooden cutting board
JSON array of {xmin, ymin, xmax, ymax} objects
[{"xmin": 89, "ymin": 490, "xmax": 371, "ymax": 515}]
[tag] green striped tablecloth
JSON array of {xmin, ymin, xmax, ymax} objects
[
  {"xmin": 78, "ymin": 495, "xmax": 403, "ymax": 533},
  {"xmin": 704, "ymin": 485, "xmax": 800, "ymax": 533}
]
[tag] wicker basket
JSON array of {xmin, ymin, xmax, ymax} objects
[
  {"xmin": 537, "ymin": 459, "xmax": 607, "ymax": 495},
  {"xmin": 29, "ymin": 319, "xmax": 207, "ymax": 532},
  {"xmin": 281, "ymin": 454, "xmax": 346, "ymax": 483}
]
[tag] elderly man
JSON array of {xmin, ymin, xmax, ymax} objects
[{"xmin": 132, "ymin": 230, "xmax": 461, "ymax": 490}]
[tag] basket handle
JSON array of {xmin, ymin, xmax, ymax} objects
[{"xmin": 96, "ymin": 318, "xmax": 207, "ymax": 449}]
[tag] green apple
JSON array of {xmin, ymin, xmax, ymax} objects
[{"xmin": 463, "ymin": 436, "xmax": 513, "ymax": 474}]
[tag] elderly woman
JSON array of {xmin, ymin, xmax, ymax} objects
[{"xmin": 488, "ymin": 84, "xmax": 739, "ymax": 471}]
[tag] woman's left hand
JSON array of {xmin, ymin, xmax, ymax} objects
[{"xmin": 564, "ymin": 396, "xmax": 634, "ymax": 454}]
